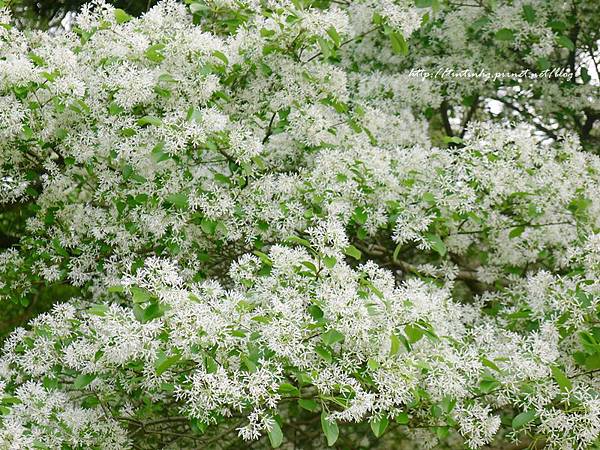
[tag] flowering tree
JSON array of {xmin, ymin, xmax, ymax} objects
[{"xmin": 0, "ymin": 1, "xmax": 599, "ymax": 449}]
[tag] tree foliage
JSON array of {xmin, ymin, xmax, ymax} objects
[{"xmin": 0, "ymin": 0, "xmax": 599, "ymax": 449}]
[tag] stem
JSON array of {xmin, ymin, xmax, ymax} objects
[
  {"xmin": 262, "ymin": 112, "xmax": 277, "ymax": 145},
  {"xmin": 440, "ymin": 100, "xmax": 455, "ymax": 137}
]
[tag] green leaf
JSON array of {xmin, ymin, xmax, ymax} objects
[
  {"xmin": 361, "ymin": 278, "xmax": 384, "ymax": 299},
  {"xmin": 114, "ymin": 8, "xmax": 132, "ymax": 24},
  {"xmin": 425, "ymin": 234, "xmax": 446, "ymax": 256},
  {"xmin": 0, "ymin": 396, "xmax": 21, "ymax": 406},
  {"xmin": 481, "ymin": 357, "xmax": 502, "ymax": 372},
  {"xmin": 512, "ymin": 410, "xmax": 536, "ymax": 429},
  {"xmin": 253, "ymin": 250, "xmax": 273, "ymax": 266},
  {"xmin": 479, "ymin": 377, "xmax": 500, "ymax": 393},
  {"xmin": 278, "ymin": 383, "xmax": 300, "ymax": 397},
  {"xmin": 158, "ymin": 73, "xmax": 177, "ymax": 83},
  {"xmin": 556, "ymin": 35, "xmax": 575, "ymax": 51},
  {"xmin": 522, "ymin": 4, "xmax": 536, "ymax": 23},
  {"xmin": 581, "ymin": 67, "xmax": 591, "ymax": 83},
  {"xmin": 155, "ymin": 352, "xmax": 181, "ymax": 376},
  {"xmin": 88, "ymin": 304, "xmax": 109, "ymax": 317},
  {"xmin": 509, "ymin": 226, "xmax": 525, "ymax": 239},
  {"xmin": 440, "ymin": 396, "xmax": 456, "ymax": 414},
  {"xmin": 240, "ymin": 356, "xmax": 258, "ymax": 373},
  {"xmin": 415, "ymin": 0, "xmax": 433, "ymax": 7},
  {"xmin": 52, "ymin": 238, "xmax": 69, "ymax": 257},
  {"xmin": 469, "ymin": 16, "xmax": 490, "ymax": 31},
  {"xmin": 108, "ymin": 102, "xmax": 124, "ymax": 116},
  {"xmin": 200, "ymin": 219, "xmax": 217, "ymax": 235},
  {"xmin": 404, "ymin": 323, "xmax": 424, "ymax": 343},
  {"xmin": 308, "ymin": 304, "xmax": 324, "ymax": 320},
  {"xmin": 205, "ymin": 356, "xmax": 218, "ymax": 373},
  {"xmin": 298, "ymin": 398, "xmax": 319, "ymax": 412},
  {"xmin": 443, "ymin": 136, "xmax": 463, "ymax": 145},
  {"xmin": 323, "ymin": 256, "xmax": 337, "ymax": 269},
  {"xmin": 190, "ymin": 417, "xmax": 208, "ymax": 435},
  {"xmin": 190, "ymin": 2, "xmax": 210, "ymax": 14},
  {"xmin": 133, "ymin": 304, "xmax": 145, "ymax": 322},
  {"xmin": 372, "ymin": 12, "xmax": 384, "ymax": 25},
  {"xmin": 151, "ymin": 141, "xmax": 169, "ymax": 163},
  {"xmin": 259, "ymin": 62, "xmax": 273, "ymax": 76},
  {"xmin": 268, "ymin": 420, "xmax": 283, "ymax": 448},
  {"xmin": 315, "ymin": 345, "xmax": 333, "ymax": 363},
  {"xmin": 537, "ymin": 57, "xmax": 551, "ymax": 71},
  {"xmin": 260, "ymin": 28, "xmax": 276, "ymax": 37},
  {"xmin": 165, "ymin": 192, "xmax": 189, "ymax": 210},
  {"xmin": 495, "ymin": 28, "xmax": 515, "ymax": 41},
  {"xmin": 392, "ymin": 243, "xmax": 402, "ymax": 262},
  {"xmin": 551, "ymin": 366, "xmax": 573, "ymax": 392},
  {"xmin": 145, "ymin": 44, "xmax": 166, "ymax": 63},
  {"xmin": 352, "ymin": 207, "xmax": 368, "ymax": 225},
  {"xmin": 134, "ymin": 302, "xmax": 164, "ymax": 323},
  {"xmin": 301, "ymin": 261, "xmax": 318, "ymax": 273},
  {"xmin": 549, "ymin": 20, "xmax": 567, "ymax": 31},
  {"xmin": 286, "ymin": 236, "xmax": 312, "ymax": 248},
  {"xmin": 423, "ymin": 193, "xmax": 437, "ymax": 204},
  {"xmin": 28, "ymin": 52, "xmax": 46, "ymax": 66},
  {"xmin": 212, "ymin": 50, "xmax": 229, "ymax": 65},
  {"xmin": 389, "ymin": 334, "xmax": 401, "ymax": 356},
  {"xmin": 137, "ymin": 115, "xmax": 162, "ymax": 127},
  {"xmin": 585, "ymin": 354, "xmax": 600, "ymax": 370},
  {"xmin": 321, "ymin": 329, "xmax": 344, "ymax": 346},
  {"xmin": 122, "ymin": 164, "xmax": 147, "ymax": 183},
  {"xmin": 321, "ymin": 411, "xmax": 339, "ymax": 446},
  {"xmin": 317, "ymin": 37, "xmax": 332, "ymax": 59},
  {"xmin": 388, "ymin": 30, "xmax": 409, "ymax": 56},
  {"xmin": 370, "ymin": 417, "xmax": 389, "ymax": 437},
  {"xmin": 326, "ymin": 26, "xmax": 341, "ymax": 47},
  {"xmin": 73, "ymin": 373, "xmax": 96, "ymax": 389},
  {"xmin": 215, "ymin": 220, "xmax": 227, "ymax": 236},
  {"xmin": 344, "ymin": 245, "xmax": 362, "ymax": 260},
  {"xmin": 436, "ymin": 426, "xmax": 450, "ymax": 439},
  {"xmin": 367, "ymin": 358, "xmax": 379, "ymax": 370},
  {"xmin": 395, "ymin": 412, "xmax": 409, "ymax": 424},
  {"xmin": 579, "ymin": 331, "xmax": 600, "ymax": 354},
  {"xmin": 131, "ymin": 286, "xmax": 152, "ymax": 304}
]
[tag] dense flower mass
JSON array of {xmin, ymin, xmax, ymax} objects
[{"xmin": 0, "ymin": 0, "xmax": 599, "ymax": 449}]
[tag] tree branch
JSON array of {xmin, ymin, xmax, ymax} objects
[
  {"xmin": 460, "ymin": 95, "xmax": 479, "ymax": 138},
  {"xmin": 440, "ymin": 100, "xmax": 455, "ymax": 137},
  {"xmin": 494, "ymin": 97, "xmax": 558, "ymax": 140}
]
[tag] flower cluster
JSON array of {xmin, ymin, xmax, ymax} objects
[{"xmin": 2, "ymin": 237, "xmax": 600, "ymax": 449}]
